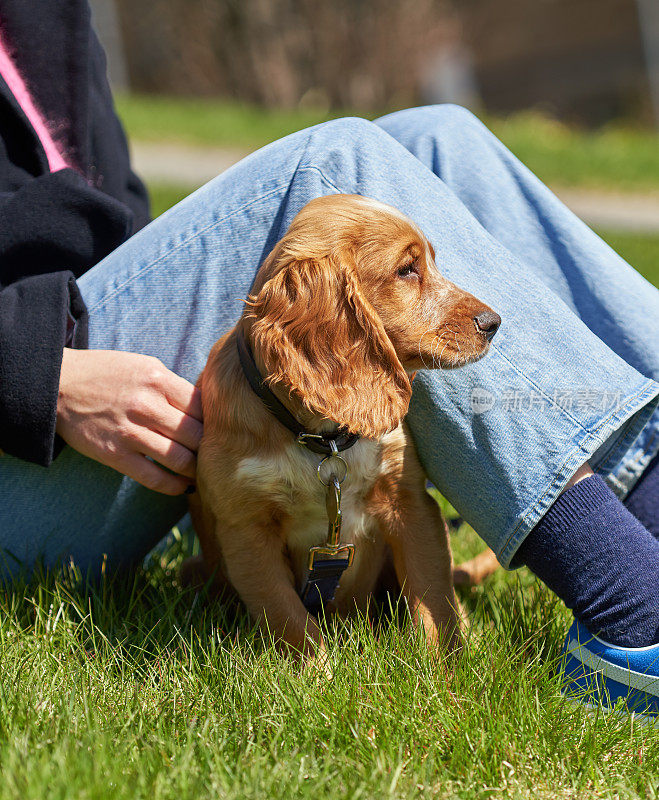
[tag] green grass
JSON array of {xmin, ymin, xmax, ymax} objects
[
  {"xmin": 149, "ymin": 183, "xmax": 195, "ymax": 218},
  {"xmin": 487, "ymin": 114, "xmax": 659, "ymax": 193},
  {"xmin": 2, "ymin": 523, "xmax": 658, "ymax": 800},
  {"xmin": 116, "ymin": 94, "xmax": 347, "ymax": 151},
  {"xmin": 116, "ymin": 95, "xmax": 659, "ymax": 192},
  {"xmin": 595, "ymin": 230, "xmax": 659, "ymax": 288}
]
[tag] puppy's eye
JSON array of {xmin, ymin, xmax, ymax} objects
[{"xmin": 397, "ymin": 260, "xmax": 418, "ymax": 279}]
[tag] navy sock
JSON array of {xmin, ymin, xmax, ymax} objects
[
  {"xmin": 624, "ymin": 453, "xmax": 659, "ymax": 539},
  {"xmin": 517, "ymin": 474, "xmax": 659, "ymax": 647}
]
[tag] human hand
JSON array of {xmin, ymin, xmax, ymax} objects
[{"xmin": 56, "ymin": 348, "xmax": 203, "ymax": 495}]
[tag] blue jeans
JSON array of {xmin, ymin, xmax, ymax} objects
[{"xmin": 2, "ymin": 105, "xmax": 658, "ymax": 575}]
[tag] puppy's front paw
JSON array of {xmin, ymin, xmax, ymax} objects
[
  {"xmin": 179, "ymin": 555, "xmax": 209, "ymax": 590},
  {"xmin": 452, "ymin": 564, "xmax": 478, "ymax": 586},
  {"xmin": 179, "ymin": 556, "xmax": 239, "ymax": 604},
  {"xmin": 303, "ymin": 644, "xmax": 333, "ymax": 681}
]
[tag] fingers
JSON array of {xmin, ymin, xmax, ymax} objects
[
  {"xmin": 150, "ymin": 402, "xmax": 204, "ymax": 453},
  {"xmin": 139, "ymin": 429, "xmax": 197, "ymax": 480},
  {"xmin": 162, "ymin": 370, "xmax": 203, "ymax": 422},
  {"xmin": 121, "ymin": 453, "xmax": 193, "ymax": 496},
  {"xmin": 153, "ymin": 367, "xmax": 203, "ymax": 450},
  {"xmin": 129, "ymin": 362, "xmax": 203, "ymax": 452}
]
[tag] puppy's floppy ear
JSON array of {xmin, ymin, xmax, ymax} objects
[{"xmin": 248, "ymin": 251, "xmax": 412, "ymax": 439}]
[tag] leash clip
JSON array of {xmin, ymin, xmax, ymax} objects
[
  {"xmin": 307, "ymin": 473, "xmax": 355, "ymax": 569},
  {"xmin": 300, "ymin": 450, "xmax": 354, "ymax": 612}
]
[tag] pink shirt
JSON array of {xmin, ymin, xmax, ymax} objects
[{"xmin": 0, "ymin": 28, "xmax": 70, "ymax": 172}]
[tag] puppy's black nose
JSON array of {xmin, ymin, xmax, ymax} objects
[{"xmin": 474, "ymin": 311, "xmax": 501, "ymax": 341}]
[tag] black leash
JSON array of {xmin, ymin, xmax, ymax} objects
[{"xmin": 236, "ymin": 327, "xmax": 358, "ymax": 613}]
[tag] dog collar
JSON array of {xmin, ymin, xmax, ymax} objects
[
  {"xmin": 236, "ymin": 327, "xmax": 360, "ymax": 456},
  {"xmin": 236, "ymin": 326, "xmax": 358, "ymax": 614}
]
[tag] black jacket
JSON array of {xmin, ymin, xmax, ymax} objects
[{"xmin": 0, "ymin": 0, "xmax": 150, "ymax": 466}]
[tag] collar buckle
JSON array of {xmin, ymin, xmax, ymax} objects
[{"xmin": 296, "ymin": 432, "xmax": 329, "ymax": 447}]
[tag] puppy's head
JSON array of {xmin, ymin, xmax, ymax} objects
[{"xmin": 246, "ymin": 195, "xmax": 500, "ymax": 439}]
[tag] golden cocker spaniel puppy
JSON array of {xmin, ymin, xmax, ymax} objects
[{"xmin": 188, "ymin": 194, "xmax": 500, "ymax": 658}]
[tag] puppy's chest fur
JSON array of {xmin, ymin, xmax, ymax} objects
[{"xmin": 234, "ymin": 429, "xmax": 401, "ymax": 580}]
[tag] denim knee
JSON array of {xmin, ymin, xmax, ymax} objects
[
  {"xmin": 386, "ymin": 103, "xmax": 481, "ymax": 128},
  {"xmin": 307, "ymin": 115, "xmax": 392, "ymax": 157},
  {"xmin": 296, "ymin": 115, "xmax": 410, "ymax": 192},
  {"xmin": 376, "ymin": 104, "xmax": 494, "ymax": 153},
  {"xmin": 301, "ymin": 110, "xmax": 490, "ymax": 187}
]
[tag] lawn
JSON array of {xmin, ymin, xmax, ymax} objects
[
  {"xmin": 595, "ymin": 230, "xmax": 659, "ymax": 288},
  {"xmin": 2, "ymin": 104, "xmax": 657, "ymax": 799},
  {"xmin": 116, "ymin": 94, "xmax": 659, "ymax": 193},
  {"xmin": 2, "ymin": 523, "xmax": 658, "ymax": 800}
]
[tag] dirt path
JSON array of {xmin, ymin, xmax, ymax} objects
[{"xmin": 130, "ymin": 141, "xmax": 659, "ymax": 233}]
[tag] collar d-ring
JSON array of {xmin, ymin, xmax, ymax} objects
[{"xmin": 317, "ymin": 446, "xmax": 348, "ymax": 485}]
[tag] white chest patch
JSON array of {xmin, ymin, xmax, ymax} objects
[{"xmin": 234, "ymin": 434, "xmax": 395, "ymax": 557}]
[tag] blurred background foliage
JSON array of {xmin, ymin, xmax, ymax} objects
[
  {"xmin": 97, "ymin": 0, "xmax": 659, "ymax": 126},
  {"xmin": 91, "ymin": 0, "xmax": 659, "ymax": 287}
]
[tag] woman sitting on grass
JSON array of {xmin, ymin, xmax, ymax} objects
[{"xmin": 0, "ymin": 1, "xmax": 657, "ymax": 718}]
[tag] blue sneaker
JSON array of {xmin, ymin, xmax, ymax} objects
[{"xmin": 562, "ymin": 619, "xmax": 659, "ymax": 722}]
